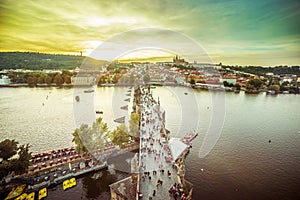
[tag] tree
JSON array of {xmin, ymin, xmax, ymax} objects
[
  {"xmin": 72, "ymin": 117, "xmax": 109, "ymax": 154},
  {"xmin": 0, "ymin": 139, "xmax": 18, "ymax": 160},
  {"xmin": 12, "ymin": 144, "xmax": 32, "ymax": 174},
  {"xmin": 91, "ymin": 117, "xmax": 109, "ymax": 151},
  {"xmin": 64, "ymin": 75, "xmax": 71, "ymax": 84},
  {"xmin": 246, "ymin": 84, "xmax": 255, "ymax": 90},
  {"xmin": 129, "ymin": 113, "xmax": 140, "ymax": 138},
  {"xmin": 37, "ymin": 76, "xmax": 45, "ymax": 84},
  {"xmin": 268, "ymin": 84, "xmax": 280, "ymax": 91},
  {"xmin": 109, "ymin": 124, "xmax": 130, "ymax": 148},
  {"xmin": 26, "ymin": 76, "xmax": 34, "ymax": 86},
  {"xmin": 0, "ymin": 139, "xmax": 31, "ymax": 179},
  {"xmin": 54, "ymin": 73, "xmax": 64, "ymax": 85},
  {"xmin": 72, "ymin": 124, "xmax": 91, "ymax": 154},
  {"xmin": 112, "ymin": 74, "xmax": 120, "ymax": 84},
  {"xmin": 189, "ymin": 79, "xmax": 195, "ymax": 85},
  {"xmin": 235, "ymin": 83, "xmax": 241, "ymax": 90},
  {"xmin": 107, "ymin": 76, "xmax": 111, "ymax": 83},
  {"xmin": 223, "ymin": 81, "xmax": 229, "ymax": 87},
  {"xmin": 98, "ymin": 75, "xmax": 106, "ymax": 84},
  {"xmin": 45, "ymin": 75, "xmax": 52, "ymax": 85},
  {"xmin": 247, "ymin": 78, "xmax": 263, "ymax": 89}
]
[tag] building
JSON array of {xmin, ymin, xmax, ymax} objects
[
  {"xmin": 71, "ymin": 75, "xmax": 95, "ymax": 86},
  {"xmin": 109, "ymin": 176, "xmax": 137, "ymax": 200},
  {"xmin": 221, "ymin": 75, "xmax": 237, "ymax": 85},
  {"xmin": 173, "ymin": 55, "xmax": 188, "ymax": 66},
  {"xmin": 0, "ymin": 75, "xmax": 11, "ymax": 85}
]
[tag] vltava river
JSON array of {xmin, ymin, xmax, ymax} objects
[{"xmin": 0, "ymin": 87, "xmax": 300, "ymax": 199}]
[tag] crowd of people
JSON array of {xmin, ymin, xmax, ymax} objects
[
  {"xmin": 137, "ymin": 88, "xmax": 188, "ymax": 200},
  {"xmin": 169, "ymin": 183, "xmax": 187, "ymax": 200}
]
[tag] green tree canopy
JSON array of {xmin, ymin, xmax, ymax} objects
[
  {"xmin": 247, "ymin": 78, "xmax": 263, "ymax": 89},
  {"xmin": 268, "ymin": 84, "xmax": 280, "ymax": 91},
  {"xmin": 0, "ymin": 139, "xmax": 18, "ymax": 160},
  {"xmin": 63, "ymin": 75, "xmax": 71, "ymax": 84},
  {"xmin": 45, "ymin": 75, "xmax": 52, "ymax": 85},
  {"xmin": 0, "ymin": 140, "xmax": 31, "ymax": 179},
  {"xmin": 54, "ymin": 73, "xmax": 64, "ymax": 86},
  {"xmin": 235, "ymin": 83, "xmax": 241, "ymax": 90},
  {"xmin": 108, "ymin": 124, "xmax": 130, "ymax": 148},
  {"xmin": 72, "ymin": 125, "xmax": 88, "ymax": 154},
  {"xmin": 12, "ymin": 144, "xmax": 32, "ymax": 174},
  {"xmin": 72, "ymin": 117, "xmax": 109, "ymax": 154},
  {"xmin": 129, "ymin": 113, "xmax": 140, "ymax": 138}
]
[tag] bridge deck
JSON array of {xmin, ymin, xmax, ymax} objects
[{"xmin": 138, "ymin": 91, "xmax": 185, "ymax": 200}]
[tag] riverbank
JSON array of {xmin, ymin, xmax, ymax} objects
[{"xmin": 1, "ymin": 83, "xmax": 299, "ymax": 95}]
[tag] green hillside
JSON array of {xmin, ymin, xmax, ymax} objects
[{"xmin": 0, "ymin": 52, "xmax": 104, "ymax": 70}]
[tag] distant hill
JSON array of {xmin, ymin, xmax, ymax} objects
[{"xmin": 0, "ymin": 52, "xmax": 106, "ymax": 70}]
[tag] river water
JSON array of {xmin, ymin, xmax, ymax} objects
[{"xmin": 0, "ymin": 87, "xmax": 300, "ymax": 199}]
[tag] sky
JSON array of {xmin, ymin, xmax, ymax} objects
[{"xmin": 0, "ymin": 0, "xmax": 299, "ymax": 66}]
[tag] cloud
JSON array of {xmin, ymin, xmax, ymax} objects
[{"xmin": 0, "ymin": 0, "xmax": 299, "ymax": 65}]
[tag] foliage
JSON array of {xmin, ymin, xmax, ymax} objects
[
  {"xmin": 108, "ymin": 124, "xmax": 130, "ymax": 148},
  {"xmin": 222, "ymin": 65, "xmax": 300, "ymax": 76},
  {"xmin": 189, "ymin": 78, "xmax": 195, "ymax": 85},
  {"xmin": 72, "ymin": 117, "xmax": 109, "ymax": 154},
  {"xmin": 6, "ymin": 71, "xmax": 77, "ymax": 86},
  {"xmin": 12, "ymin": 144, "xmax": 32, "ymax": 174},
  {"xmin": 54, "ymin": 73, "xmax": 64, "ymax": 86},
  {"xmin": 235, "ymin": 83, "xmax": 241, "ymax": 90},
  {"xmin": 129, "ymin": 113, "xmax": 140, "ymax": 138},
  {"xmin": 72, "ymin": 126, "xmax": 88, "ymax": 154},
  {"xmin": 63, "ymin": 75, "xmax": 71, "ymax": 84},
  {"xmin": 268, "ymin": 84, "xmax": 280, "ymax": 91},
  {"xmin": 223, "ymin": 81, "xmax": 234, "ymax": 87},
  {"xmin": 0, "ymin": 52, "xmax": 94, "ymax": 70},
  {"xmin": 247, "ymin": 78, "xmax": 263, "ymax": 89},
  {"xmin": 0, "ymin": 139, "xmax": 31, "ymax": 179},
  {"xmin": 0, "ymin": 160, "xmax": 12, "ymax": 179},
  {"xmin": 0, "ymin": 139, "xmax": 18, "ymax": 160}
]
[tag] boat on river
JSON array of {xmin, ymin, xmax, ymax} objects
[{"xmin": 84, "ymin": 89, "xmax": 94, "ymax": 93}]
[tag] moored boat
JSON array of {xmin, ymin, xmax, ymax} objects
[{"xmin": 84, "ymin": 89, "xmax": 94, "ymax": 93}]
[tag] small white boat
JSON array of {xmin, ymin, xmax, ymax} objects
[{"xmin": 84, "ymin": 89, "xmax": 94, "ymax": 93}]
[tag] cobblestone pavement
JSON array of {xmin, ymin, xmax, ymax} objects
[{"xmin": 138, "ymin": 91, "xmax": 180, "ymax": 200}]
